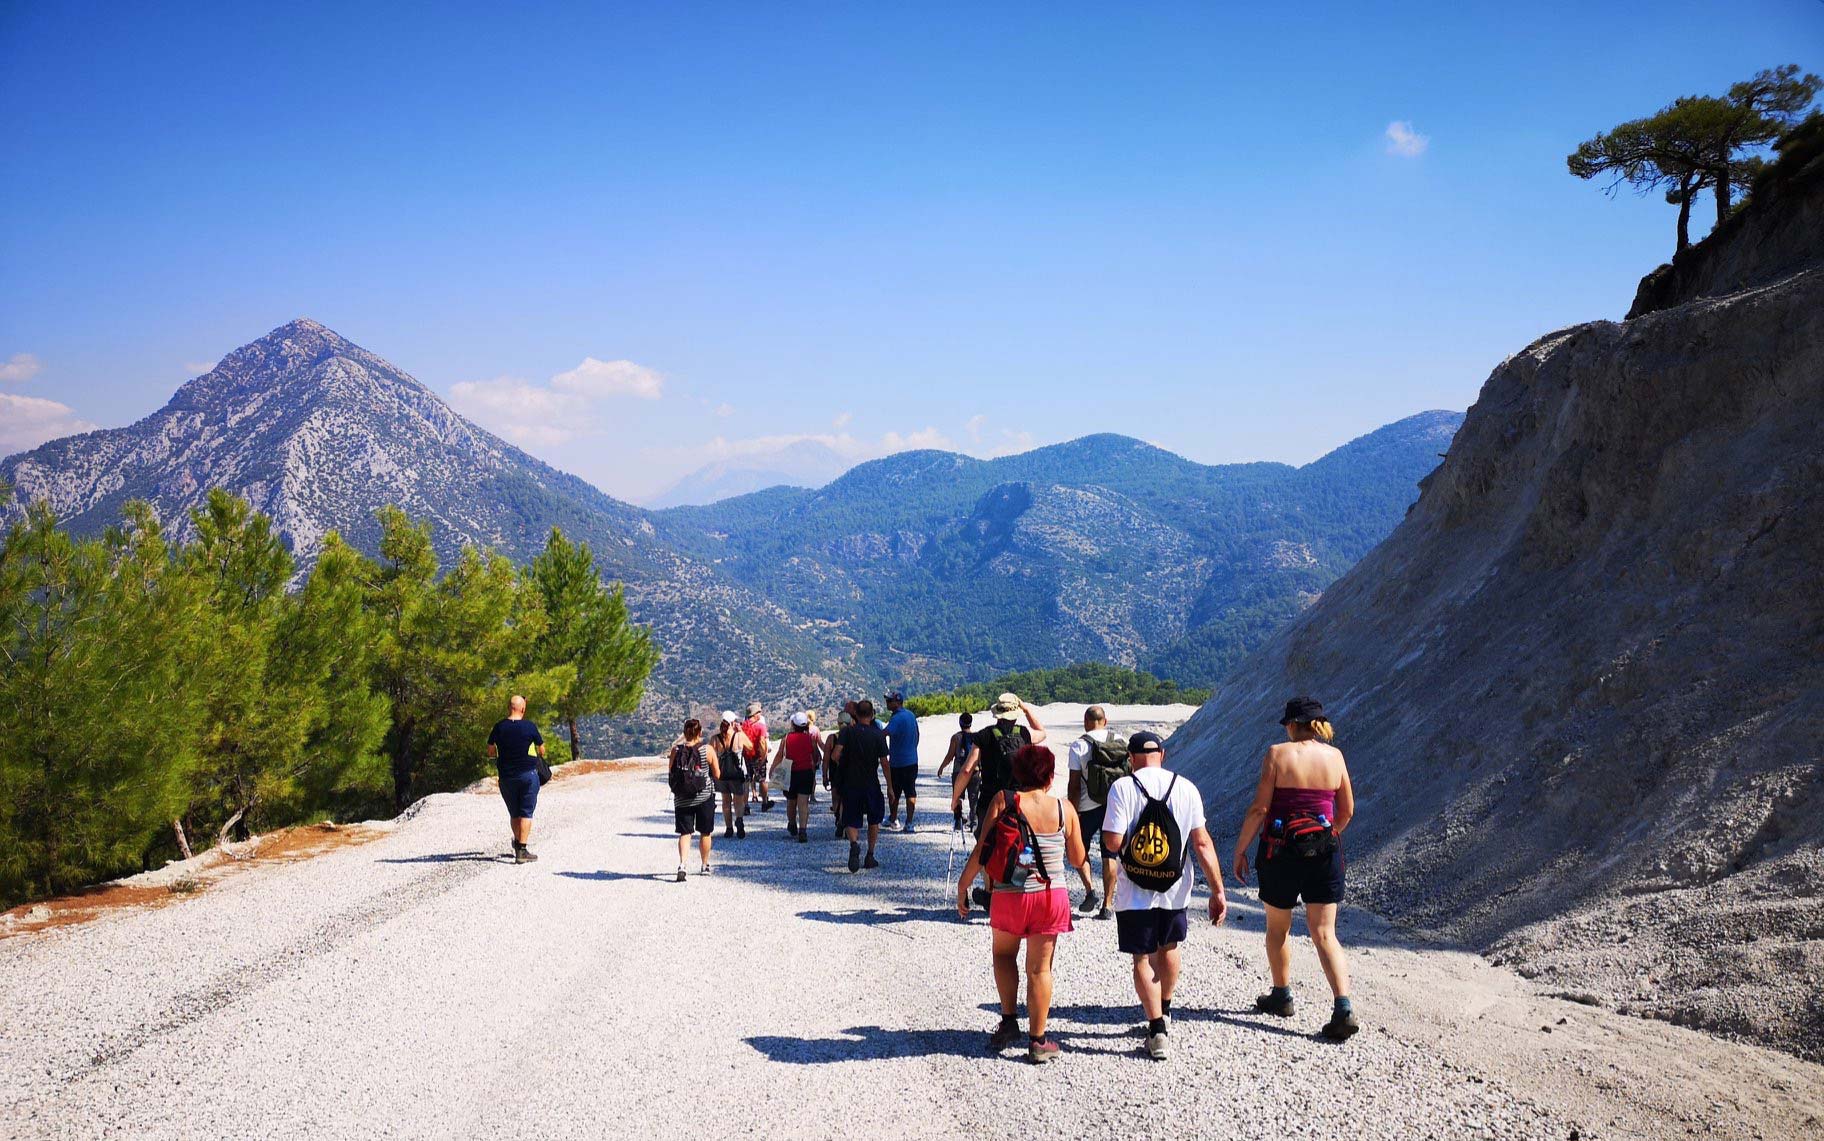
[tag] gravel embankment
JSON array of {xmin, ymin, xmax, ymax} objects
[{"xmin": 3, "ymin": 745, "xmax": 1820, "ymax": 1140}]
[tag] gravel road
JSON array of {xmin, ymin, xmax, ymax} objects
[{"xmin": 4, "ymin": 756, "xmax": 1819, "ymax": 1140}]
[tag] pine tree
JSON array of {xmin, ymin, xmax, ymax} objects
[
  {"xmin": 526, "ymin": 527, "xmax": 659, "ymax": 758},
  {"xmin": 0, "ymin": 503, "xmax": 207, "ymax": 905}
]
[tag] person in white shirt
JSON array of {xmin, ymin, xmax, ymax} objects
[
  {"xmin": 1101, "ymin": 731, "xmax": 1227, "ymax": 1061},
  {"xmin": 1065, "ymin": 705, "xmax": 1120, "ymax": 920}
]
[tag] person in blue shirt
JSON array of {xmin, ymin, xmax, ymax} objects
[
  {"xmin": 486, "ymin": 695, "xmax": 546, "ymax": 864},
  {"xmin": 883, "ymin": 690, "xmax": 922, "ymax": 833}
]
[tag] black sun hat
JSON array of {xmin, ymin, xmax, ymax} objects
[{"xmin": 1279, "ymin": 696, "xmax": 1326, "ymax": 725}]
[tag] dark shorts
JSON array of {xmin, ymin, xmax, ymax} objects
[
  {"xmin": 1077, "ymin": 803, "xmax": 1111, "ymax": 855},
  {"xmin": 499, "ymin": 768, "xmax": 540, "ymax": 819},
  {"xmin": 840, "ymin": 785, "xmax": 886, "ymax": 830},
  {"xmin": 747, "ymin": 757, "xmax": 767, "ymax": 784},
  {"xmin": 889, "ymin": 767, "xmax": 919, "ymax": 798},
  {"xmin": 716, "ymin": 777, "xmax": 748, "ymax": 797},
  {"xmin": 674, "ymin": 798, "xmax": 715, "ymax": 835},
  {"xmin": 1256, "ymin": 836, "xmax": 1346, "ymax": 909},
  {"xmin": 1116, "ymin": 907, "xmax": 1189, "ymax": 955},
  {"xmin": 788, "ymin": 768, "xmax": 817, "ymax": 797}
]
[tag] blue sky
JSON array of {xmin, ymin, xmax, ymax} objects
[{"xmin": 2, "ymin": 2, "xmax": 1819, "ymax": 501}]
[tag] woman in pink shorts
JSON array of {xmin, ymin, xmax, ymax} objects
[{"xmin": 956, "ymin": 744, "xmax": 1088, "ymax": 1063}]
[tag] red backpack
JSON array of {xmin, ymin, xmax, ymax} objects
[{"xmin": 979, "ymin": 792, "xmax": 1052, "ymax": 890}]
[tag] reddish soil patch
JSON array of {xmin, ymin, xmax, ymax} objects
[{"xmin": 0, "ymin": 821, "xmax": 382, "ymax": 941}]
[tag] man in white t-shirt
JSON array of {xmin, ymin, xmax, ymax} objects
[
  {"xmin": 1101, "ymin": 730, "xmax": 1227, "ymax": 1061},
  {"xmin": 1066, "ymin": 705, "xmax": 1121, "ymax": 920}
]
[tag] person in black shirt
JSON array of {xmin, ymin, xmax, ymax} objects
[
  {"xmin": 487, "ymin": 695, "xmax": 546, "ymax": 864},
  {"xmin": 827, "ymin": 699, "xmax": 891, "ymax": 873},
  {"xmin": 950, "ymin": 692, "xmax": 1049, "ymax": 906}
]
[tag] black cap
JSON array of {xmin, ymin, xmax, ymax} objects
[
  {"xmin": 1128, "ymin": 730, "xmax": 1165, "ymax": 755},
  {"xmin": 883, "ymin": 690, "xmax": 905, "ymax": 703},
  {"xmin": 1280, "ymin": 696, "xmax": 1326, "ymax": 725}
]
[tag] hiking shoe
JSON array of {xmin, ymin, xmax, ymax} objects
[
  {"xmin": 971, "ymin": 886, "xmax": 992, "ymax": 910},
  {"xmin": 1079, "ymin": 890, "xmax": 1101, "ymax": 915},
  {"xmin": 724, "ymin": 825, "xmax": 735, "ymax": 839},
  {"xmin": 1146, "ymin": 1031, "xmax": 1169, "ymax": 1060},
  {"xmin": 514, "ymin": 847, "xmax": 538, "ymax": 864},
  {"xmin": 902, "ymin": 820, "xmax": 915, "ymax": 835},
  {"xmin": 1027, "ymin": 1036, "xmax": 1060, "ymax": 1064},
  {"xmin": 1322, "ymin": 1010, "xmax": 1360, "ymax": 1042},
  {"xmin": 797, "ymin": 831, "xmax": 808, "ymax": 844},
  {"xmin": 1255, "ymin": 991, "xmax": 1295, "ymax": 1018},
  {"xmin": 736, "ymin": 818, "xmax": 746, "ymax": 839},
  {"xmin": 675, "ymin": 866, "xmax": 687, "ymax": 883},
  {"xmin": 1095, "ymin": 907, "xmax": 1114, "ymax": 921},
  {"xmin": 700, "ymin": 864, "xmax": 713, "ymax": 875},
  {"xmin": 786, "ymin": 823, "xmax": 798, "ymax": 838},
  {"xmin": 987, "ymin": 1018, "xmax": 1021, "ymax": 1051},
  {"xmin": 762, "ymin": 799, "xmax": 774, "ymax": 812},
  {"xmin": 848, "ymin": 841, "xmax": 862, "ymax": 873},
  {"xmin": 886, "ymin": 816, "xmax": 899, "ymax": 829},
  {"xmin": 863, "ymin": 853, "xmax": 880, "ymax": 870}
]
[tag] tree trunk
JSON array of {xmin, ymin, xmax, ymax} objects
[
  {"xmin": 1675, "ymin": 192, "xmax": 1692, "ymax": 253},
  {"xmin": 568, "ymin": 718, "xmax": 581, "ymax": 762},
  {"xmin": 172, "ymin": 818, "xmax": 194, "ymax": 862},
  {"xmin": 1715, "ymin": 173, "xmax": 1732, "ymax": 226}
]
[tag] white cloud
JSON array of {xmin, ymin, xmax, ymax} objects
[
  {"xmin": 0, "ymin": 392, "xmax": 98, "ymax": 455},
  {"xmin": 699, "ymin": 426, "xmax": 958, "ymax": 465},
  {"xmin": 448, "ymin": 357, "xmax": 665, "ymax": 446},
  {"xmin": 831, "ymin": 411, "xmax": 853, "ymax": 430},
  {"xmin": 714, "ymin": 402, "xmax": 736, "ymax": 418},
  {"xmin": 0, "ymin": 353, "xmax": 42, "ymax": 383},
  {"xmin": 550, "ymin": 357, "xmax": 663, "ymax": 400},
  {"xmin": 183, "ymin": 360, "xmax": 218, "ymax": 375},
  {"xmin": 1384, "ymin": 120, "xmax": 1429, "ymax": 158}
]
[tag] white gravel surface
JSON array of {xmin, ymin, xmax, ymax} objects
[{"xmin": 4, "ymin": 753, "xmax": 1820, "ymax": 1140}]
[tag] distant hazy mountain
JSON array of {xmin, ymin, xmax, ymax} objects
[
  {"xmin": 643, "ymin": 440, "xmax": 851, "ymax": 508},
  {"xmin": 1, "ymin": 317, "xmax": 1459, "ymax": 746}
]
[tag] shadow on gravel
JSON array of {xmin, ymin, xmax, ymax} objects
[
  {"xmin": 1018, "ymin": 1002, "xmax": 1327, "ymax": 1043},
  {"xmin": 746, "ymin": 1025, "xmax": 981, "ymax": 1063},
  {"xmin": 378, "ymin": 851, "xmax": 513, "ymax": 865},
  {"xmin": 555, "ymin": 870, "xmax": 678, "ymax": 884},
  {"xmin": 797, "ymin": 906, "xmax": 959, "ymax": 926}
]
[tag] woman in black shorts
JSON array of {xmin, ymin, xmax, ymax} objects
[
  {"xmin": 1232, "ymin": 697, "xmax": 1358, "ymax": 1040},
  {"xmin": 671, "ymin": 719, "xmax": 720, "ymax": 881}
]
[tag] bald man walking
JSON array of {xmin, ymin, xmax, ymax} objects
[{"xmin": 487, "ymin": 695, "xmax": 547, "ymax": 863}]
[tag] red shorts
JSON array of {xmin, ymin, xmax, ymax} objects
[{"xmin": 989, "ymin": 886, "xmax": 1074, "ymax": 938}]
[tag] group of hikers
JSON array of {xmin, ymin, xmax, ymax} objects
[{"xmin": 486, "ymin": 688, "xmax": 1357, "ymax": 1064}]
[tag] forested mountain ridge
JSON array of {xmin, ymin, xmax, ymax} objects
[
  {"xmin": 655, "ymin": 412, "xmax": 1463, "ymax": 687},
  {"xmin": 1, "ymin": 319, "xmax": 1457, "ymax": 748}
]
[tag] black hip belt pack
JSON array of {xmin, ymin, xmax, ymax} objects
[{"xmin": 1265, "ymin": 812, "xmax": 1335, "ymax": 860}]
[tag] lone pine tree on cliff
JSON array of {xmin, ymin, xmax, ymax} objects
[{"xmin": 1568, "ymin": 64, "xmax": 1820, "ymax": 253}]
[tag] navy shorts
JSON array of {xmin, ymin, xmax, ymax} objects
[
  {"xmin": 889, "ymin": 767, "xmax": 919, "ymax": 798},
  {"xmin": 1078, "ymin": 804, "xmax": 1112, "ymax": 856},
  {"xmin": 1256, "ymin": 836, "xmax": 1346, "ymax": 909},
  {"xmin": 788, "ymin": 768, "xmax": 816, "ymax": 797},
  {"xmin": 1116, "ymin": 908, "xmax": 1189, "ymax": 955},
  {"xmin": 840, "ymin": 785, "xmax": 886, "ymax": 830},
  {"xmin": 499, "ymin": 768, "xmax": 540, "ymax": 819}
]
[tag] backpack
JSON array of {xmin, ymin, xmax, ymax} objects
[
  {"xmin": 1080, "ymin": 732, "xmax": 1131, "ymax": 803},
  {"xmin": 978, "ymin": 724, "xmax": 1027, "ymax": 794},
  {"xmin": 740, "ymin": 719, "xmax": 767, "ymax": 761},
  {"xmin": 667, "ymin": 743, "xmax": 708, "ymax": 799},
  {"xmin": 980, "ymin": 792, "xmax": 1052, "ymax": 890},
  {"xmin": 1119, "ymin": 772, "xmax": 1186, "ymax": 893}
]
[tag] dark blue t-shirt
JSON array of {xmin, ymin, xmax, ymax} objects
[
  {"xmin": 836, "ymin": 722, "xmax": 890, "ymax": 793},
  {"xmin": 489, "ymin": 718, "xmax": 544, "ymax": 774}
]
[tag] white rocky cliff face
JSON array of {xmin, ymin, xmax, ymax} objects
[{"xmin": 1169, "ymin": 160, "xmax": 1824, "ymax": 1060}]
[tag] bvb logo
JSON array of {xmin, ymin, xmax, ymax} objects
[{"xmin": 1130, "ymin": 822, "xmax": 1170, "ymax": 867}]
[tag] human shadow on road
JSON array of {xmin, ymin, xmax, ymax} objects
[
  {"xmin": 746, "ymin": 1025, "xmax": 980, "ymax": 1063},
  {"xmin": 555, "ymin": 870, "xmax": 678, "ymax": 884},
  {"xmin": 797, "ymin": 906, "xmax": 958, "ymax": 927},
  {"xmin": 1016, "ymin": 1001, "xmax": 1324, "ymax": 1043},
  {"xmin": 378, "ymin": 851, "xmax": 512, "ymax": 865}
]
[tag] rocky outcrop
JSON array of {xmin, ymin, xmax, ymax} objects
[{"xmin": 1171, "ymin": 166, "xmax": 1824, "ymax": 1059}]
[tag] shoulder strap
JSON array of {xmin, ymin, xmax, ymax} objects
[{"xmin": 1130, "ymin": 771, "xmax": 1158, "ymax": 803}]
